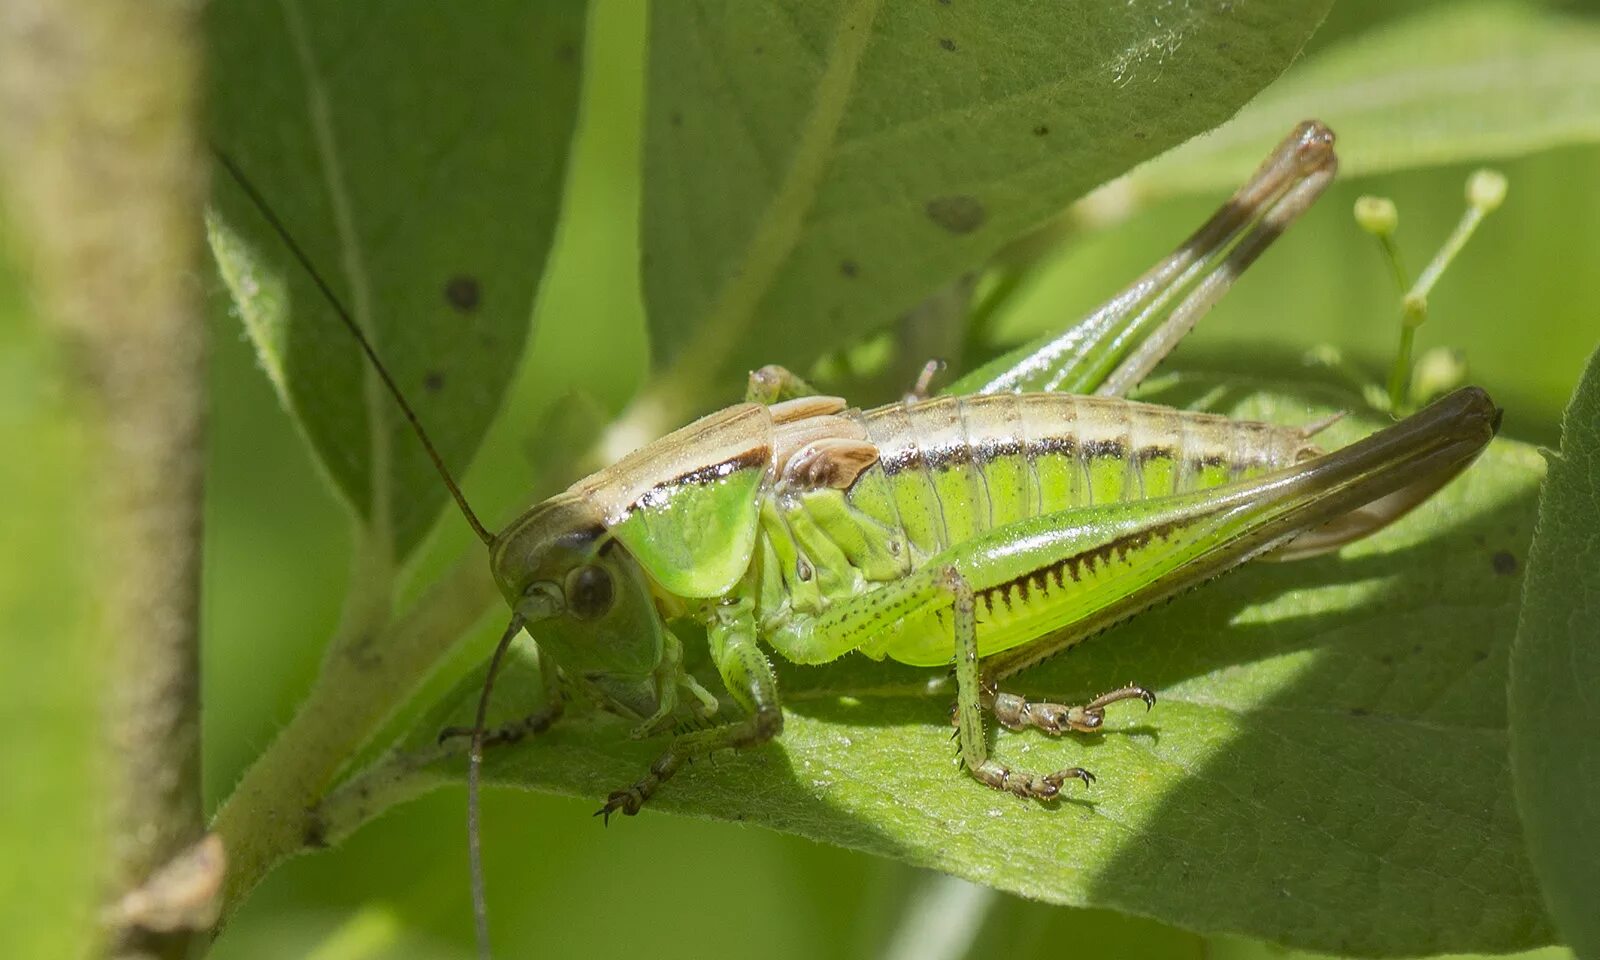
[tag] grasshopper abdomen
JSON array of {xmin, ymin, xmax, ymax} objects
[{"xmin": 842, "ymin": 393, "xmax": 1324, "ymax": 562}]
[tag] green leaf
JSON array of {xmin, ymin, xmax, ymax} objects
[
  {"xmin": 359, "ymin": 381, "xmax": 1551, "ymax": 957},
  {"xmin": 641, "ymin": 0, "xmax": 1333, "ymax": 388},
  {"xmin": 1509, "ymin": 343, "xmax": 1600, "ymax": 960},
  {"xmin": 205, "ymin": 1, "xmax": 586, "ymax": 559},
  {"xmin": 1129, "ymin": 2, "xmax": 1600, "ymax": 198},
  {"xmin": 1206, "ymin": 932, "xmax": 1575, "ymax": 960}
]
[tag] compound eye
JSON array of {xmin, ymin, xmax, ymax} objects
[{"xmin": 565, "ymin": 564, "xmax": 614, "ymax": 620}]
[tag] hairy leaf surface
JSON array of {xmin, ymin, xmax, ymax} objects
[{"xmin": 641, "ymin": 1, "xmax": 1333, "ymax": 386}]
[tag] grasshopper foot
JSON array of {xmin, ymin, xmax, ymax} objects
[
  {"xmin": 594, "ymin": 789, "xmax": 643, "ymax": 825},
  {"xmin": 970, "ymin": 759, "xmax": 1095, "ymax": 800},
  {"xmin": 438, "ymin": 700, "xmax": 564, "ymax": 748},
  {"xmin": 594, "ymin": 707, "xmax": 783, "ymax": 823},
  {"xmin": 990, "ymin": 683, "xmax": 1154, "ymax": 735},
  {"xmin": 594, "ymin": 751, "xmax": 679, "ymax": 824}
]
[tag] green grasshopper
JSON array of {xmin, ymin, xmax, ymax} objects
[{"xmin": 217, "ymin": 119, "xmax": 1499, "ymax": 955}]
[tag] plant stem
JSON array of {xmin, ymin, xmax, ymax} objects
[
  {"xmin": 207, "ymin": 347, "xmax": 707, "ymax": 925},
  {"xmin": 0, "ymin": 0, "xmax": 209, "ymax": 956},
  {"xmin": 210, "ymin": 550, "xmax": 499, "ymax": 918}
]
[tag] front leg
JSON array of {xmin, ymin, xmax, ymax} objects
[
  {"xmin": 597, "ymin": 596, "xmax": 782, "ymax": 821},
  {"xmin": 438, "ymin": 650, "xmax": 565, "ymax": 747},
  {"xmin": 629, "ymin": 632, "xmax": 720, "ymax": 740}
]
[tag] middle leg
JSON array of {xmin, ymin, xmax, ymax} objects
[{"xmin": 596, "ymin": 597, "xmax": 784, "ymax": 821}]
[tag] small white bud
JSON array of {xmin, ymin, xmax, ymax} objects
[
  {"xmin": 1467, "ymin": 169, "xmax": 1508, "ymax": 213},
  {"xmin": 1354, "ymin": 195, "xmax": 1398, "ymax": 236}
]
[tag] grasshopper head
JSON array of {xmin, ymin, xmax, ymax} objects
[{"xmin": 489, "ymin": 492, "xmax": 667, "ymax": 720}]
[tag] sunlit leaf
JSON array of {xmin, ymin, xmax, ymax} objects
[{"xmin": 367, "ymin": 382, "xmax": 1551, "ymax": 957}]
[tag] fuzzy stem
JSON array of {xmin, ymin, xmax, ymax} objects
[
  {"xmin": 209, "ymin": 550, "xmax": 498, "ymax": 918},
  {"xmin": 0, "ymin": 0, "xmax": 210, "ymax": 956}
]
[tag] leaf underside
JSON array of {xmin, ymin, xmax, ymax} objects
[
  {"xmin": 206, "ymin": 0, "xmax": 587, "ymax": 560},
  {"xmin": 1509, "ymin": 345, "xmax": 1600, "ymax": 960},
  {"xmin": 641, "ymin": 0, "xmax": 1335, "ymax": 385},
  {"xmin": 390, "ymin": 382, "xmax": 1552, "ymax": 958}
]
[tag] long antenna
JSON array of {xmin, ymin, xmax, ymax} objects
[
  {"xmin": 211, "ymin": 148, "xmax": 495, "ymax": 546},
  {"xmin": 466, "ymin": 613, "xmax": 525, "ymax": 960}
]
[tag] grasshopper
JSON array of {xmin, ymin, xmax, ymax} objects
[{"xmin": 217, "ymin": 120, "xmax": 1499, "ymax": 955}]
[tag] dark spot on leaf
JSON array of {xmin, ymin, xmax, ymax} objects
[
  {"xmin": 939, "ymin": 37, "xmax": 956, "ymax": 52},
  {"xmin": 556, "ymin": 42, "xmax": 576, "ymax": 63},
  {"xmin": 1133, "ymin": 130, "xmax": 1148, "ymax": 140},
  {"xmin": 840, "ymin": 259, "xmax": 859, "ymax": 278},
  {"xmin": 1349, "ymin": 707, "xmax": 1369, "ymax": 717},
  {"xmin": 1473, "ymin": 648, "xmax": 1490, "ymax": 662},
  {"xmin": 1033, "ymin": 124, "xmax": 1049, "ymax": 136},
  {"xmin": 1491, "ymin": 550, "xmax": 1518, "ymax": 576},
  {"xmin": 303, "ymin": 815, "xmax": 328, "ymax": 849},
  {"xmin": 1378, "ymin": 654, "xmax": 1393, "ymax": 665},
  {"xmin": 670, "ymin": 111, "xmax": 683, "ymax": 128},
  {"xmin": 754, "ymin": 44, "xmax": 764, "ymax": 54},
  {"xmin": 445, "ymin": 275, "xmax": 480, "ymax": 313},
  {"xmin": 424, "ymin": 371, "xmax": 445, "ymax": 392},
  {"xmin": 925, "ymin": 195, "xmax": 986, "ymax": 234}
]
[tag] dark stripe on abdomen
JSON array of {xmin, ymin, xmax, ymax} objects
[{"xmin": 851, "ymin": 393, "xmax": 1312, "ymax": 562}]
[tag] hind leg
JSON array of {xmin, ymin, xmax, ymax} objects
[
  {"xmin": 939, "ymin": 567, "xmax": 1096, "ymax": 800},
  {"xmin": 982, "ymin": 681, "xmax": 1154, "ymax": 735}
]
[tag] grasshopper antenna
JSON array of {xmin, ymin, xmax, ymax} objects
[
  {"xmin": 211, "ymin": 148, "xmax": 496, "ymax": 546},
  {"xmin": 214, "ymin": 147, "xmax": 513, "ymax": 960},
  {"xmin": 466, "ymin": 614, "xmax": 525, "ymax": 960}
]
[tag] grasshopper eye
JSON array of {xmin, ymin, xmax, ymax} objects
[{"xmin": 565, "ymin": 564, "xmax": 614, "ymax": 620}]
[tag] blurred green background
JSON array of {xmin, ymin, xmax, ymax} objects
[{"xmin": 3, "ymin": 0, "xmax": 1596, "ymax": 957}]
